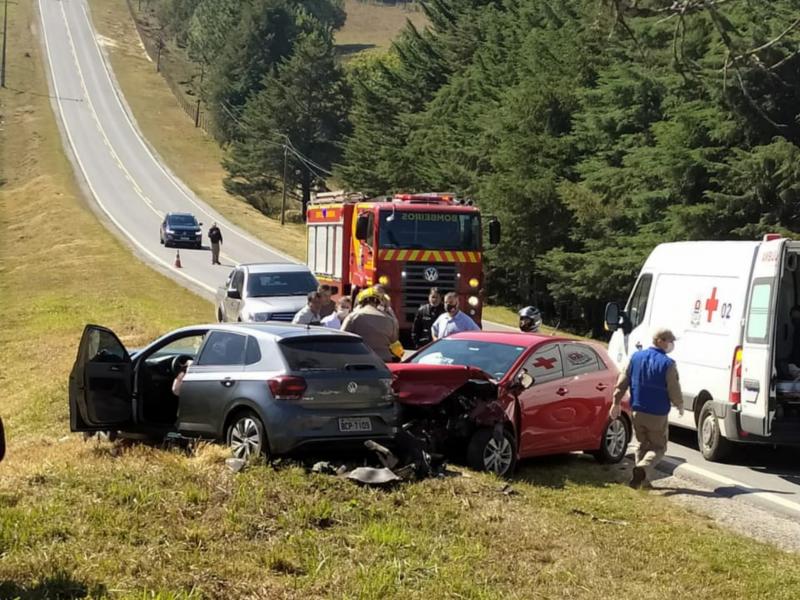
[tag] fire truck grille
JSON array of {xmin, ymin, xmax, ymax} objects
[{"xmin": 403, "ymin": 262, "xmax": 458, "ymax": 317}]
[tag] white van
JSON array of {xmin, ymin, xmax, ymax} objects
[{"xmin": 605, "ymin": 235, "xmax": 800, "ymax": 461}]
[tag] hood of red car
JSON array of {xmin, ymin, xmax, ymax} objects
[{"xmin": 388, "ymin": 363, "xmax": 495, "ymax": 406}]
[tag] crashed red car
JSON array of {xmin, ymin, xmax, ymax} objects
[{"xmin": 390, "ymin": 332, "xmax": 632, "ymax": 476}]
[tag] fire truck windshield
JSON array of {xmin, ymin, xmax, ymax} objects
[{"xmin": 378, "ymin": 211, "xmax": 481, "ymax": 250}]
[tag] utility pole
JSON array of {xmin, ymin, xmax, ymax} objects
[
  {"xmin": 1, "ymin": 0, "xmax": 8, "ymax": 88},
  {"xmin": 280, "ymin": 145, "xmax": 289, "ymax": 226}
]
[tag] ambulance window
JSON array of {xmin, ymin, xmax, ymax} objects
[
  {"xmin": 627, "ymin": 274, "xmax": 652, "ymax": 329},
  {"xmin": 746, "ymin": 280, "xmax": 772, "ymax": 343}
]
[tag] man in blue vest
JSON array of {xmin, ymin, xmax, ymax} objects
[{"xmin": 610, "ymin": 328, "xmax": 684, "ymax": 489}]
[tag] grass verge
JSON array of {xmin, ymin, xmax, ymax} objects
[
  {"xmin": 2, "ymin": 3, "xmax": 800, "ymax": 597},
  {"xmin": 86, "ymin": 0, "xmax": 307, "ymax": 260},
  {"xmin": 337, "ymin": 0, "xmax": 429, "ymax": 57}
]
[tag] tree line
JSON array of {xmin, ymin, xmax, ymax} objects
[{"xmin": 152, "ymin": 0, "xmax": 800, "ymax": 335}]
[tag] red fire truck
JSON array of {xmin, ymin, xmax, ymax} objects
[{"xmin": 305, "ymin": 192, "xmax": 500, "ymax": 331}]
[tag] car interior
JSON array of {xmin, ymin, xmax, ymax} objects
[{"xmin": 137, "ymin": 333, "xmax": 207, "ymax": 425}]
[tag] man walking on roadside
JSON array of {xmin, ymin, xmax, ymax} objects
[
  {"xmin": 431, "ymin": 292, "xmax": 479, "ymax": 340},
  {"xmin": 208, "ymin": 222, "xmax": 223, "ymax": 265},
  {"xmin": 610, "ymin": 328, "xmax": 684, "ymax": 489}
]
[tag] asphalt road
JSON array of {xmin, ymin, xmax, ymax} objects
[{"xmin": 39, "ymin": 0, "xmax": 800, "ymax": 519}]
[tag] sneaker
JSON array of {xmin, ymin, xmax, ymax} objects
[{"xmin": 629, "ymin": 466, "xmax": 646, "ymax": 489}]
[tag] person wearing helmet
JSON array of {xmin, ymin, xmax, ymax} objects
[{"xmin": 518, "ymin": 306, "xmax": 543, "ymax": 333}]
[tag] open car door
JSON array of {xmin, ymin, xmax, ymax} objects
[{"xmin": 68, "ymin": 325, "xmax": 135, "ymax": 432}]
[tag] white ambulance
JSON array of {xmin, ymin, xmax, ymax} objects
[{"xmin": 605, "ymin": 235, "xmax": 800, "ymax": 461}]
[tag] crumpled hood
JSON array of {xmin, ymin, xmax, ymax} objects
[{"xmin": 388, "ymin": 363, "xmax": 496, "ymax": 406}]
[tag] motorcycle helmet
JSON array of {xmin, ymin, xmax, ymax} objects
[{"xmin": 518, "ymin": 306, "xmax": 543, "ymax": 332}]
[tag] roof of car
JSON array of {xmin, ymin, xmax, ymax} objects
[
  {"xmin": 166, "ymin": 212, "xmax": 196, "ymax": 218},
  {"xmin": 174, "ymin": 322, "xmax": 357, "ymax": 341},
  {"xmin": 240, "ymin": 262, "xmax": 313, "ymax": 274},
  {"xmin": 445, "ymin": 331, "xmax": 571, "ymax": 348}
]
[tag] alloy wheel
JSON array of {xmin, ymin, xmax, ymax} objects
[
  {"xmin": 229, "ymin": 417, "xmax": 262, "ymax": 460},
  {"xmin": 604, "ymin": 418, "xmax": 628, "ymax": 459},
  {"xmin": 483, "ymin": 436, "xmax": 513, "ymax": 475},
  {"xmin": 701, "ymin": 412, "xmax": 717, "ymax": 451}
]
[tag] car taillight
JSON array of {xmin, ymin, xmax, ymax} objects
[
  {"xmin": 729, "ymin": 346, "xmax": 743, "ymax": 405},
  {"xmin": 268, "ymin": 376, "xmax": 306, "ymax": 400}
]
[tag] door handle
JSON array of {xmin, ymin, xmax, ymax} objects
[
  {"xmin": 220, "ymin": 378, "xmax": 235, "ymax": 388},
  {"xmin": 596, "ymin": 383, "xmax": 608, "ymax": 391},
  {"xmin": 556, "ymin": 387, "xmax": 568, "ymax": 396}
]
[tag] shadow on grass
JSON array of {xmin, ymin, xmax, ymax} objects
[
  {"xmin": 514, "ymin": 452, "xmax": 632, "ymax": 489},
  {"xmin": 0, "ymin": 572, "xmax": 107, "ymax": 600},
  {"xmin": 336, "ymin": 43, "xmax": 378, "ymax": 56}
]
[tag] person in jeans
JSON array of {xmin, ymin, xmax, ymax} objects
[
  {"xmin": 610, "ymin": 328, "xmax": 684, "ymax": 489},
  {"xmin": 431, "ymin": 293, "xmax": 479, "ymax": 340},
  {"xmin": 208, "ymin": 222, "xmax": 223, "ymax": 265}
]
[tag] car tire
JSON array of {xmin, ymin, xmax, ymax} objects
[
  {"xmin": 591, "ymin": 417, "xmax": 630, "ymax": 463},
  {"xmin": 698, "ymin": 401, "xmax": 733, "ymax": 462},
  {"xmin": 217, "ymin": 307, "xmax": 225, "ymax": 323},
  {"xmin": 159, "ymin": 234, "xmax": 164, "ymax": 245},
  {"xmin": 226, "ymin": 410, "xmax": 268, "ymax": 461},
  {"xmin": 194, "ymin": 242, "xmax": 202, "ymax": 250},
  {"xmin": 467, "ymin": 427, "xmax": 517, "ymax": 477}
]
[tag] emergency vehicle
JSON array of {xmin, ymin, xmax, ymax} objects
[
  {"xmin": 605, "ymin": 235, "xmax": 800, "ymax": 461},
  {"xmin": 305, "ymin": 192, "xmax": 500, "ymax": 331}
]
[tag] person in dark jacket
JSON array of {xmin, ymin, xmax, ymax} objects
[
  {"xmin": 611, "ymin": 328, "xmax": 684, "ymax": 489},
  {"xmin": 412, "ymin": 287, "xmax": 444, "ymax": 348},
  {"xmin": 208, "ymin": 222, "xmax": 223, "ymax": 265}
]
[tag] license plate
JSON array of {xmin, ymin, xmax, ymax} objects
[{"xmin": 338, "ymin": 417, "xmax": 372, "ymax": 433}]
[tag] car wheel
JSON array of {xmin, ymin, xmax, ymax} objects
[
  {"xmin": 217, "ymin": 307, "xmax": 225, "ymax": 323},
  {"xmin": 698, "ymin": 401, "xmax": 732, "ymax": 462},
  {"xmin": 467, "ymin": 427, "xmax": 516, "ymax": 476},
  {"xmin": 226, "ymin": 411, "xmax": 267, "ymax": 460},
  {"xmin": 195, "ymin": 242, "xmax": 202, "ymax": 250},
  {"xmin": 159, "ymin": 234, "xmax": 164, "ymax": 245},
  {"xmin": 592, "ymin": 417, "xmax": 630, "ymax": 463}
]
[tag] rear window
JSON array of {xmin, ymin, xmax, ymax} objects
[{"xmin": 279, "ymin": 337, "xmax": 387, "ymax": 372}]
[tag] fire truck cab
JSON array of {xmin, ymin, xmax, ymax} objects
[{"xmin": 306, "ymin": 192, "xmax": 500, "ymax": 332}]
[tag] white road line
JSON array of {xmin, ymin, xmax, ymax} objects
[
  {"xmin": 663, "ymin": 458, "xmax": 800, "ymax": 516},
  {"xmin": 39, "ymin": 0, "xmax": 214, "ymax": 295},
  {"xmin": 78, "ymin": 1, "xmax": 299, "ymax": 264}
]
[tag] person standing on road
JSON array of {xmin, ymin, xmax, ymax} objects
[
  {"xmin": 292, "ymin": 292, "xmax": 323, "ymax": 326},
  {"xmin": 318, "ymin": 285, "xmax": 336, "ymax": 319},
  {"xmin": 610, "ymin": 328, "xmax": 684, "ymax": 489},
  {"xmin": 321, "ymin": 297, "xmax": 352, "ymax": 330},
  {"xmin": 431, "ymin": 292, "xmax": 480, "ymax": 340},
  {"xmin": 412, "ymin": 287, "xmax": 444, "ymax": 348},
  {"xmin": 208, "ymin": 222, "xmax": 223, "ymax": 265},
  {"xmin": 342, "ymin": 288, "xmax": 399, "ymax": 362}
]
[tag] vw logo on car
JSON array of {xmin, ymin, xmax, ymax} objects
[
  {"xmin": 347, "ymin": 381, "xmax": 359, "ymax": 394},
  {"xmin": 424, "ymin": 267, "xmax": 439, "ymax": 282}
]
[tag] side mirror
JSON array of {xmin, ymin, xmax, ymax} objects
[
  {"xmin": 488, "ymin": 219, "xmax": 501, "ymax": 245},
  {"xmin": 510, "ymin": 369, "xmax": 534, "ymax": 393},
  {"xmin": 199, "ymin": 222, "xmax": 204, "ymax": 227},
  {"xmin": 227, "ymin": 288, "xmax": 241, "ymax": 300},
  {"xmin": 604, "ymin": 302, "xmax": 620, "ymax": 332},
  {"xmin": 355, "ymin": 213, "xmax": 369, "ymax": 241}
]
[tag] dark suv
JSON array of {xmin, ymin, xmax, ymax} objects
[{"xmin": 160, "ymin": 212, "xmax": 202, "ymax": 248}]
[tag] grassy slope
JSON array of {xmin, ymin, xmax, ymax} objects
[
  {"xmin": 337, "ymin": 0, "xmax": 429, "ymax": 54},
  {"xmin": 2, "ymin": 0, "xmax": 800, "ymax": 598},
  {"xmin": 87, "ymin": 0, "xmax": 307, "ymax": 260}
]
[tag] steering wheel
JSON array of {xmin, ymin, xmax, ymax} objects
[{"xmin": 171, "ymin": 354, "xmax": 193, "ymax": 376}]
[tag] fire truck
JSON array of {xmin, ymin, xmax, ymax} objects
[{"xmin": 305, "ymin": 192, "xmax": 500, "ymax": 331}]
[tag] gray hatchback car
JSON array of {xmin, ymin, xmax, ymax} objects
[{"xmin": 69, "ymin": 323, "xmax": 398, "ymax": 458}]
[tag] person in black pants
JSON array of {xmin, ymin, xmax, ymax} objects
[
  {"xmin": 208, "ymin": 222, "xmax": 223, "ymax": 265},
  {"xmin": 412, "ymin": 287, "xmax": 444, "ymax": 348}
]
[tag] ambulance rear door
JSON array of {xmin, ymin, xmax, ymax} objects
[{"xmin": 740, "ymin": 238, "xmax": 787, "ymax": 436}]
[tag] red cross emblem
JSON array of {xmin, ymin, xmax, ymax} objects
[
  {"xmin": 705, "ymin": 287, "xmax": 719, "ymax": 322},
  {"xmin": 533, "ymin": 357, "xmax": 557, "ymax": 370}
]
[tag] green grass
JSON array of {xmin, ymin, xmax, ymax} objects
[
  {"xmin": 4, "ymin": 0, "xmax": 800, "ymax": 596},
  {"xmin": 337, "ymin": 0, "xmax": 429, "ymax": 56}
]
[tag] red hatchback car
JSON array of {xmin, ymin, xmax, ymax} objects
[{"xmin": 391, "ymin": 332, "xmax": 632, "ymax": 476}]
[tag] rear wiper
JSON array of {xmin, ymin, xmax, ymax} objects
[{"xmin": 345, "ymin": 363, "xmax": 377, "ymax": 371}]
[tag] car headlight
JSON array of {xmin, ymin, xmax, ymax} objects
[
  {"xmin": 165, "ymin": 228, "xmax": 174, "ymax": 234},
  {"xmin": 253, "ymin": 312, "xmax": 271, "ymax": 322},
  {"xmin": 469, "ymin": 278, "xmax": 480, "ymax": 288},
  {"xmin": 468, "ymin": 295, "xmax": 480, "ymax": 307}
]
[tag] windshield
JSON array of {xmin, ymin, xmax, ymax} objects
[
  {"xmin": 378, "ymin": 211, "xmax": 481, "ymax": 251},
  {"xmin": 409, "ymin": 339, "xmax": 526, "ymax": 380},
  {"xmin": 168, "ymin": 215, "xmax": 198, "ymax": 227},
  {"xmin": 246, "ymin": 271, "xmax": 318, "ymax": 297}
]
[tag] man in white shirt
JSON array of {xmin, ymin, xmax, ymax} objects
[
  {"xmin": 321, "ymin": 297, "xmax": 352, "ymax": 329},
  {"xmin": 292, "ymin": 291, "xmax": 323, "ymax": 325},
  {"xmin": 431, "ymin": 292, "xmax": 480, "ymax": 340}
]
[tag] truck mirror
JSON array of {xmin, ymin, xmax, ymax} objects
[
  {"xmin": 604, "ymin": 302, "xmax": 620, "ymax": 332},
  {"xmin": 355, "ymin": 214, "xmax": 369, "ymax": 241},
  {"xmin": 227, "ymin": 288, "xmax": 241, "ymax": 300},
  {"xmin": 488, "ymin": 219, "xmax": 501, "ymax": 245}
]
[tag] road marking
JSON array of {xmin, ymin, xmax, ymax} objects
[
  {"xmin": 661, "ymin": 457, "xmax": 800, "ymax": 517},
  {"xmin": 78, "ymin": 1, "xmax": 298, "ymax": 264},
  {"xmin": 39, "ymin": 0, "xmax": 214, "ymax": 295}
]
